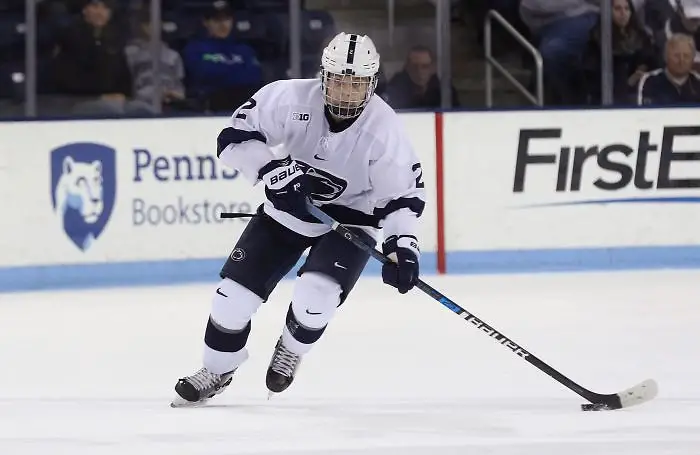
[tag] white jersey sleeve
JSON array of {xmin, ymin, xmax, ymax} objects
[
  {"xmin": 369, "ymin": 118, "xmax": 426, "ymax": 243},
  {"xmin": 216, "ymin": 80, "xmax": 289, "ymax": 185}
]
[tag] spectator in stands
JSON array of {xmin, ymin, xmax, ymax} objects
[
  {"xmin": 124, "ymin": 10, "xmax": 186, "ymax": 114},
  {"xmin": 182, "ymin": 0, "xmax": 263, "ymax": 112},
  {"xmin": 51, "ymin": 0, "xmax": 132, "ymax": 115},
  {"xmin": 637, "ymin": 33, "xmax": 700, "ymax": 104},
  {"xmin": 382, "ymin": 45, "xmax": 460, "ymax": 110},
  {"xmin": 654, "ymin": 0, "xmax": 700, "ymax": 70},
  {"xmin": 520, "ymin": 0, "xmax": 601, "ymax": 105},
  {"xmin": 584, "ymin": 0, "xmax": 658, "ymax": 104}
]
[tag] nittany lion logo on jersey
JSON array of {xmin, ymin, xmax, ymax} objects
[
  {"xmin": 296, "ymin": 161, "xmax": 347, "ymax": 202},
  {"xmin": 50, "ymin": 143, "xmax": 117, "ymax": 251}
]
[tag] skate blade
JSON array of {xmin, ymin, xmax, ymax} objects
[{"xmin": 170, "ymin": 395, "xmax": 209, "ymax": 408}]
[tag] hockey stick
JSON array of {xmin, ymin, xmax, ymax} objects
[
  {"xmin": 303, "ymin": 201, "xmax": 658, "ymax": 411},
  {"xmin": 220, "ymin": 212, "xmax": 255, "ymax": 219}
]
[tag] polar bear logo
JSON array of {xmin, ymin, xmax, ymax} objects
[
  {"xmin": 50, "ymin": 143, "xmax": 116, "ymax": 252},
  {"xmin": 55, "ymin": 156, "xmax": 104, "ymax": 224}
]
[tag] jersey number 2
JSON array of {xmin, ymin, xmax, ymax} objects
[
  {"xmin": 412, "ymin": 163, "xmax": 425, "ymax": 188},
  {"xmin": 235, "ymin": 98, "xmax": 257, "ymax": 120}
]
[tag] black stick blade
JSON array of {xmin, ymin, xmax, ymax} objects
[{"xmin": 220, "ymin": 212, "xmax": 255, "ymax": 219}]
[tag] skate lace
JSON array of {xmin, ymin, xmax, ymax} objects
[
  {"xmin": 270, "ymin": 343, "xmax": 299, "ymax": 377},
  {"xmin": 188, "ymin": 368, "xmax": 220, "ymax": 391}
]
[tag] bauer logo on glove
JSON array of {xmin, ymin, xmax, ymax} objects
[
  {"xmin": 258, "ymin": 157, "xmax": 310, "ymax": 218},
  {"xmin": 264, "ymin": 160, "xmax": 302, "ymax": 188}
]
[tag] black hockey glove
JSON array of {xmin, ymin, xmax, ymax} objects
[
  {"xmin": 381, "ymin": 235, "xmax": 420, "ymax": 294},
  {"xmin": 258, "ymin": 157, "xmax": 310, "ymax": 218}
]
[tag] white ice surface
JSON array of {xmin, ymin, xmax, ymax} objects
[{"xmin": 1, "ymin": 270, "xmax": 699, "ymax": 455}]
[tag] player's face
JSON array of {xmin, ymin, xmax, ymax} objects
[{"xmin": 324, "ymin": 73, "xmax": 371, "ymax": 109}]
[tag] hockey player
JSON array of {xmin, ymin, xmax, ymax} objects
[{"xmin": 172, "ymin": 32, "xmax": 426, "ymax": 406}]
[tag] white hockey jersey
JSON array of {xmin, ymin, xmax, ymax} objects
[{"xmin": 216, "ymin": 78, "xmax": 426, "ymax": 241}]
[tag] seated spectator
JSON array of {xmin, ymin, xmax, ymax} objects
[
  {"xmin": 520, "ymin": 0, "xmax": 601, "ymax": 105},
  {"xmin": 637, "ymin": 33, "xmax": 700, "ymax": 104},
  {"xmin": 382, "ymin": 45, "xmax": 460, "ymax": 110},
  {"xmin": 584, "ymin": 0, "xmax": 658, "ymax": 104},
  {"xmin": 182, "ymin": 0, "xmax": 263, "ymax": 112},
  {"xmin": 124, "ymin": 10, "xmax": 187, "ymax": 114},
  {"xmin": 655, "ymin": 0, "xmax": 700, "ymax": 70},
  {"xmin": 50, "ymin": 0, "xmax": 132, "ymax": 115}
]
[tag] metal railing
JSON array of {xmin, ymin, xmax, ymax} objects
[{"xmin": 485, "ymin": 9, "xmax": 543, "ymax": 107}]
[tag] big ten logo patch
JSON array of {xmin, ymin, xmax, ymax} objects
[
  {"xmin": 292, "ymin": 112, "xmax": 310, "ymax": 121},
  {"xmin": 50, "ymin": 143, "xmax": 117, "ymax": 251}
]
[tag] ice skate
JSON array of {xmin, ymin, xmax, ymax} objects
[
  {"xmin": 266, "ymin": 336, "xmax": 302, "ymax": 397},
  {"xmin": 171, "ymin": 367, "xmax": 236, "ymax": 407}
]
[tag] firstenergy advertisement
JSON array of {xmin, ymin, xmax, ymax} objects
[{"xmin": 443, "ymin": 108, "xmax": 700, "ymax": 250}]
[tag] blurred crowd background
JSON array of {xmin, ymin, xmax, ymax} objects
[{"xmin": 0, "ymin": 0, "xmax": 699, "ymax": 119}]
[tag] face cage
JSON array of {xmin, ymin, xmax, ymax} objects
[{"xmin": 321, "ymin": 69, "xmax": 378, "ymax": 119}]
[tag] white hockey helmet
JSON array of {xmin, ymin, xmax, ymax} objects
[{"xmin": 320, "ymin": 32, "xmax": 380, "ymax": 119}]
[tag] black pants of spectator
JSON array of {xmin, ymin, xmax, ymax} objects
[{"xmin": 533, "ymin": 12, "xmax": 599, "ymax": 106}]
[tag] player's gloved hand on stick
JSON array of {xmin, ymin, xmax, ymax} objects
[
  {"xmin": 258, "ymin": 156, "xmax": 310, "ymax": 218},
  {"xmin": 381, "ymin": 235, "xmax": 420, "ymax": 294}
]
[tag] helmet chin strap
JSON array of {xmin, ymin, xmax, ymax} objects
[
  {"xmin": 327, "ymin": 104, "xmax": 364, "ymax": 120},
  {"xmin": 328, "ymin": 108, "xmax": 344, "ymax": 120}
]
